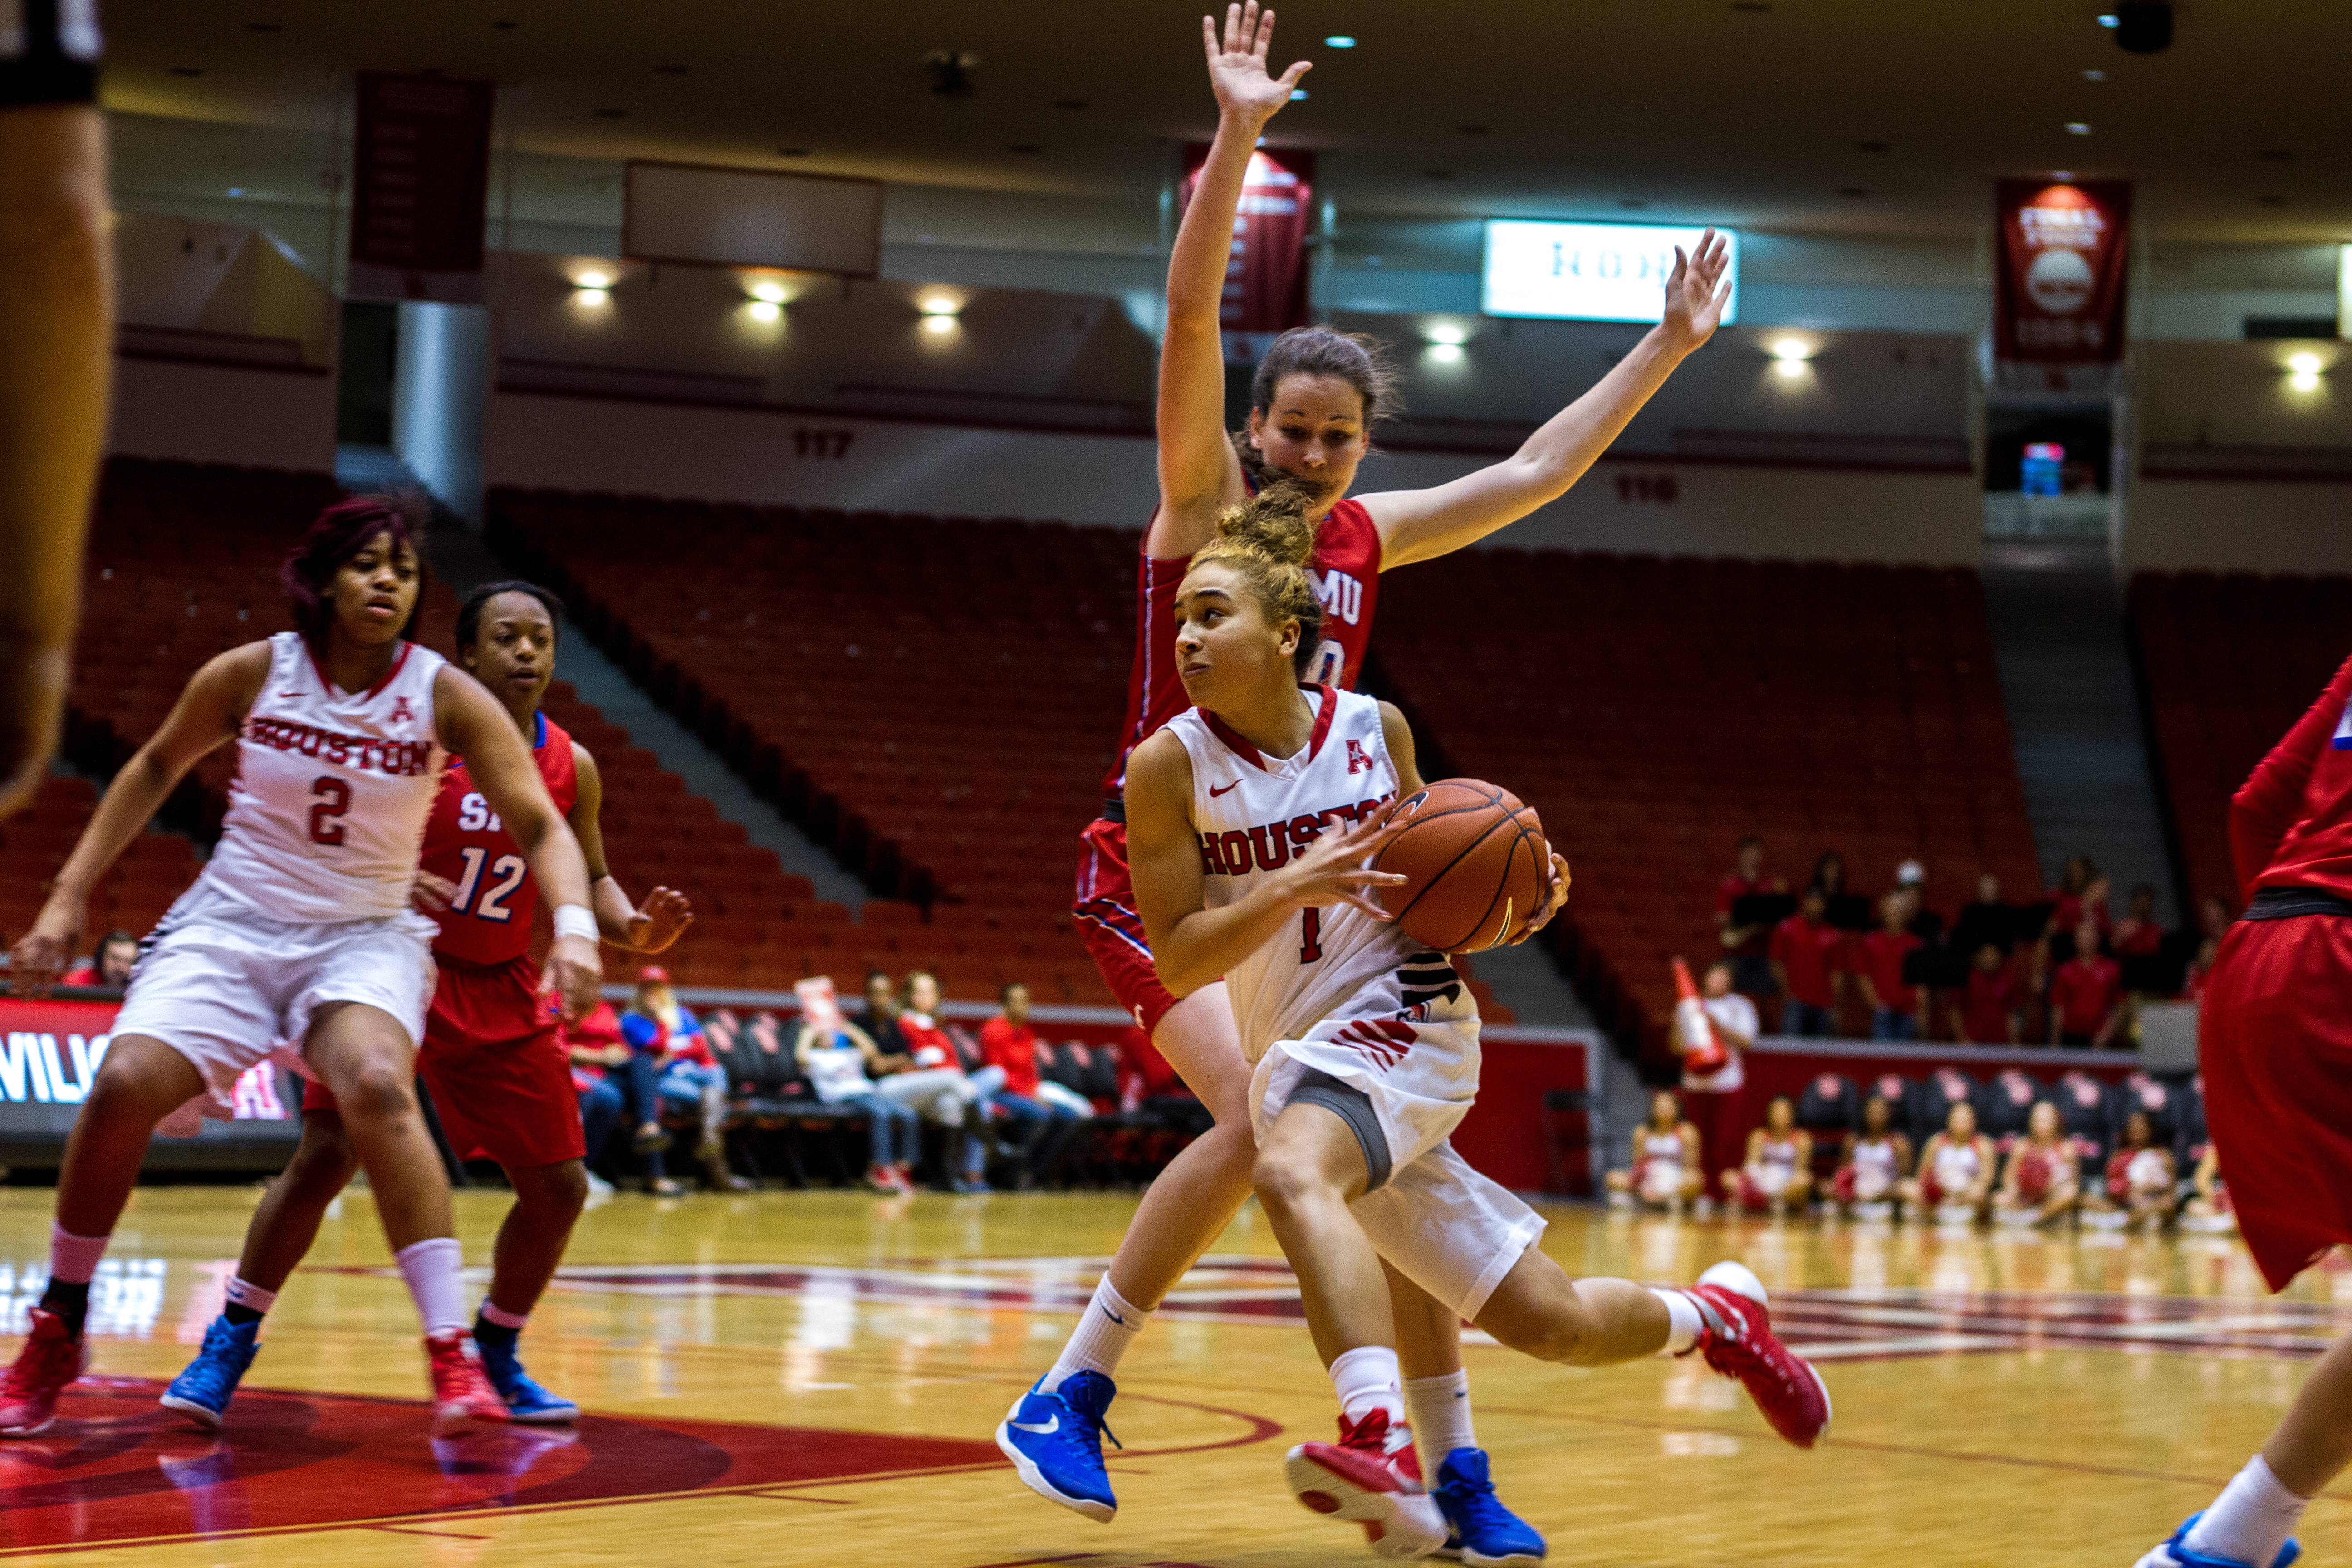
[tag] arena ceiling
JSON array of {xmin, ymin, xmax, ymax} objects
[{"xmin": 98, "ymin": 0, "xmax": 2351, "ymax": 245}]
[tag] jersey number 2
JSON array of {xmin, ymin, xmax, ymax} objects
[
  {"xmin": 450, "ymin": 847, "xmax": 527, "ymax": 922},
  {"xmin": 308, "ymin": 778, "xmax": 350, "ymax": 845},
  {"xmin": 1299, "ymin": 908, "xmax": 1323, "ymax": 964}
]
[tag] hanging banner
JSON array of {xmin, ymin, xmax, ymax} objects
[
  {"xmin": 1180, "ymin": 143, "xmax": 1316, "ymax": 363},
  {"xmin": 347, "ymin": 71, "xmax": 496, "ymax": 304},
  {"xmin": 1993, "ymin": 178, "xmax": 2132, "ymax": 389}
]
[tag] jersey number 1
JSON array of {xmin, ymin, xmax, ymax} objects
[
  {"xmin": 450, "ymin": 847, "xmax": 527, "ymax": 922},
  {"xmin": 1299, "ymin": 907, "xmax": 1323, "ymax": 964}
]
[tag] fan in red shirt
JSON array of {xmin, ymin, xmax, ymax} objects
[
  {"xmin": 977, "ymin": 983, "xmax": 1080, "ymax": 1190},
  {"xmin": 1714, "ymin": 835, "xmax": 1788, "ymax": 996},
  {"xmin": 2047, "ymin": 918, "xmax": 2125, "ymax": 1048},
  {"xmin": 1950, "ymin": 943, "xmax": 2022, "ymax": 1045},
  {"xmin": 2112, "ymin": 883, "xmax": 2166, "ymax": 961},
  {"xmin": 1856, "ymin": 892, "xmax": 1925, "ymax": 1041},
  {"xmin": 1767, "ymin": 885, "xmax": 1845, "ymax": 1037},
  {"xmin": 2134, "ymin": 650, "xmax": 2352, "ymax": 1568}
]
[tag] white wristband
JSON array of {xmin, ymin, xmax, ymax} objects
[{"xmin": 551, "ymin": 904, "xmax": 598, "ymax": 943}]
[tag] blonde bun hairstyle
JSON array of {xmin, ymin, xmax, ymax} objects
[{"xmin": 1190, "ymin": 474, "xmax": 1326, "ymax": 680}]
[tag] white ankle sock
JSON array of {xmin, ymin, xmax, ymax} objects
[
  {"xmin": 2185, "ymin": 1455, "xmax": 2308, "ymax": 1568},
  {"xmin": 1404, "ymin": 1370, "xmax": 1475, "ymax": 1464},
  {"xmin": 1045, "ymin": 1274, "xmax": 1152, "ymax": 1392},
  {"xmin": 49, "ymin": 1222, "xmax": 109, "ymax": 1284},
  {"xmin": 224, "ymin": 1276, "xmax": 277, "ymax": 1315},
  {"xmin": 1651, "ymin": 1288, "xmax": 1703, "ymax": 1356},
  {"xmin": 478, "ymin": 1299, "xmax": 529, "ymax": 1330},
  {"xmin": 394, "ymin": 1238, "xmax": 469, "ymax": 1338},
  {"xmin": 1329, "ymin": 1345, "xmax": 1405, "ymax": 1424}
]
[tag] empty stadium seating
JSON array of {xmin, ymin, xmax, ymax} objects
[
  {"xmin": 0, "ymin": 776, "xmax": 202, "ymax": 949},
  {"xmin": 2129, "ymin": 570, "xmax": 2352, "ymax": 911}
]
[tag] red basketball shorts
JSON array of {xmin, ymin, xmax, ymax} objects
[
  {"xmin": 301, "ymin": 953, "xmax": 583, "ymax": 1170},
  {"xmin": 2201, "ymin": 913, "xmax": 2352, "ymax": 1292},
  {"xmin": 1073, "ymin": 816, "xmax": 1179, "ymax": 1038}
]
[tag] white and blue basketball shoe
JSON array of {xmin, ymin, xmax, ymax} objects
[
  {"xmin": 2134, "ymin": 1514, "xmax": 2300, "ymax": 1568},
  {"xmin": 160, "ymin": 1315, "xmax": 261, "ymax": 1430},
  {"xmin": 996, "ymin": 1370, "xmax": 1121, "ymax": 1522},
  {"xmin": 474, "ymin": 1323, "xmax": 580, "ymax": 1424}
]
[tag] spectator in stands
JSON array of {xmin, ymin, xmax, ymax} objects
[
  {"xmin": 794, "ymin": 1012, "xmax": 921, "ymax": 1194},
  {"xmin": 1768, "ymin": 886, "xmax": 1845, "ymax": 1038},
  {"xmin": 58, "ymin": 930, "xmax": 134, "ymax": 989},
  {"xmin": 1715, "ymin": 835, "xmax": 1787, "ymax": 998},
  {"xmin": 1858, "ymin": 891, "xmax": 1927, "ymax": 1041},
  {"xmin": 1950, "ymin": 943, "xmax": 2023, "ymax": 1045},
  {"xmin": 622, "ymin": 966, "xmax": 749, "ymax": 1194},
  {"xmin": 854, "ymin": 970, "xmax": 908, "ymax": 1056},
  {"xmin": 563, "ymin": 998, "xmax": 628, "ymax": 1196},
  {"xmin": 862, "ymin": 970, "xmax": 990, "ymax": 1182},
  {"xmin": 2181, "ymin": 892, "xmax": 2234, "ymax": 1000},
  {"xmin": 2082, "ymin": 1109, "xmax": 2176, "ymax": 1230},
  {"xmin": 1676, "ymin": 960, "xmax": 1755, "ymax": 1197},
  {"xmin": 1721, "ymin": 1095, "xmax": 1812, "ymax": 1216},
  {"xmin": 1605, "ymin": 1091, "xmax": 1704, "ymax": 1212},
  {"xmin": 1895, "ymin": 861, "xmax": 1945, "ymax": 947},
  {"xmin": 2179, "ymin": 1145, "xmax": 2234, "ymax": 1234},
  {"xmin": 1950, "ymin": 872, "xmax": 2016, "ymax": 962},
  {"xmin": 1811, "ymin": 850, "xmax": 1872, "ymax": 931},
  {"xmin": 1830, "ymin": 1095, "xmax": 1910, "ymax": 1219},
  {"xmin": 2112, "ymin": 884, "xmax": 2164, "ymax": 961},
  {"xmin": 2047, "ymin": 918, "xmax": 2127, "ymax": 1048},
  {"xmin": 1901, "ymin": 1101, "xmax": 1996, "ymax": 1222},
  {"xmin": 899, "ymin": 969, "xmax": 1007, "ymax": 1193},
  {"xmin": 1991, "ymin": 1101, "xmax": 2078, "ymax": 1228},
  {"xmin": 977, "ymin": 982, "xmax": 1080, "ymax": 1190}
]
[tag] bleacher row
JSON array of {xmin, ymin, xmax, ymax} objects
[{"xmin": 1782, "ymin": 1064, "xmax": 2201, "ymax": 1186}]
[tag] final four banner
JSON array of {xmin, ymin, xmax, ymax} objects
[
  {"xmin": 347, "ymin": 71, "xmax": 496, "ymax": 304},
  {"xmin": 1180, "ymin": 143, "xmax": 1316, "ymax": 362},
  {"xmin": 1993, "ymin": 178, "xmax": 2132, "ymax": 387}
]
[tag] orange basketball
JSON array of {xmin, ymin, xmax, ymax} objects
[{"xmin": 1371, "ymin": 779, "xmax": 1553, "ymax": 954}]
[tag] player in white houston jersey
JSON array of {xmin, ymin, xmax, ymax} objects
[
  {"xmin": 2, "ymin": 496, "xmax": 605, "ymax": 1440},
  {"xmin": 1122, "ymin": 488, "xmax": 1831, "ymax": 1554}
]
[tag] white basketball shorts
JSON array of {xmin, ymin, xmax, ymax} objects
[
  {"xmin": 112, "ymin": 878, "xmax": 438, "ymax": 1132},
  {"xmin": 1250, "ymin": 1013, "xmax": 1545, "ymax": 1321}
]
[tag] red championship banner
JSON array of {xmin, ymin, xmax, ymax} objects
[
  {"xmin": 1180, "ymin": 143, "xmax": 1316, "ymax": 361},
  {"xmin": 347, "ymin": 71, "xmax": 497, "ymax": 304},
  {"xmin": 1993, "ymin": 178, "xmax": 2132, "ymax": 386}
]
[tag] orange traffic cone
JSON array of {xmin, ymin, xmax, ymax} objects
[{"xmin": 1672, "ymin": 956, "xmax": 1728, "ymax": 1076}]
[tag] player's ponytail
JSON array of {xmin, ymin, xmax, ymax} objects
[{"xmin": 1192, "ymin": 475, "xmax": 1327, "ymax": 680}]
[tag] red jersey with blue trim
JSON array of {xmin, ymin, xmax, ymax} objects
[
  {"xmin": 2234, "ymin": 652, "xmax": 2352, "ymax": 901},
  {"xmin": 421, "ymin": 711, "xmax": 579, "ymax": 965},
  {"xmin": 1102, "ymin": 495, "xmax": 1382, "ymax": 796}
]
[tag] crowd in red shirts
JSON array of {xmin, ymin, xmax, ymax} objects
[{"xmin": 1715, "ymin": 839, "xmax": 2227, "ymax": 1048}]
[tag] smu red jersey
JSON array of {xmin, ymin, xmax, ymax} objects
[
  {"xmin": 1102, "ymin": 495, "xmax": 1382, "ymax": 795},
  {"xmin": 2234, "ymin": 651, "xmax": 2352, "ymax": 902},
  {"xmin": 420, "ymin": 711, "xmax": 579, "ymax": 965}
]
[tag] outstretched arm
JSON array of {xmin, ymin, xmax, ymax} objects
[
  {"xmin": 1362, "ymin": 232, "xmax": 1733, "ymax": 568},
  {"xmin": 8, "ymin": 642, "xmax": 268, "ymax": 991},
  {"xmin": 1152, "ymin": 3, "xmax": 1311, "ymax": 555},
  {"xmin": 568, "ymin": 743, "xmax": 693, "ymax": 953}
]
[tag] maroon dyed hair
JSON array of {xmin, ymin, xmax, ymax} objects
[{"xmin": 279, "ymin": 493, "xmax": 430, "ymax": 647}]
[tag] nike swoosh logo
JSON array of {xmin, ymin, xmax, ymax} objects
[
  {"xmin": 1009, "ymin": 1416, "xmax": 1059, "ymax": 1435},
  {"xmin": 1103, "ymin": 1308, "xmax": 1127, "ymax": 1325},
  {"xmin": 1210, "ymin": 781, "xmax": 1239, "ymax": 797}
]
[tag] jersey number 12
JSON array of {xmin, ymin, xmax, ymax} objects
[{"xmin": 449, "ymin": 847, "xmax": 527, "ymax": 922}]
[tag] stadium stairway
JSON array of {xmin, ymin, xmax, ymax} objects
[{"xmin": 1980, "ymin": 540, "xmax": 2179, "ymax": 922}]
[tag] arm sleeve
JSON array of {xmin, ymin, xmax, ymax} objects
[
  {"xmin": 2230, "ymin": 652, "xmax": 2352, "ymax": 897},
  {"xmin": 0, "ymin": 0, "xmax": 101, "ymax": 108}
]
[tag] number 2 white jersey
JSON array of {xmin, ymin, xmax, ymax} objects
[
  {"xmin": 1164, "ymin": 686, "xmax": 1476, "ymax": 1063},
  {"xmin": 200, "ymin": 631, "xmax": 450, "ymax": 923}
]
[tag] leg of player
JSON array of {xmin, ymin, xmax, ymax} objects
[
  {"xmin": 1388, "ymin": 1261, "xmax": 1546, "ymax": 1567},
  {"xmin": 998, "ymin": 984, "xmax": 1257, "ymax": 1522},
  {"xmin": 1254, "ymin": 1100, "xmax": 1450, "ymax": 1559},
  {"xmin": 2138, "ymin": 1332, "xmax": 2352, "ymax": 1568},
  {"xmin": 304, "ymin": 1002, "xmax": 506, "ymax": 1434},
  {"xmin": 0, "ymin": 1035, "xmax": 202, "ymax": 1436},
  {"xmin": 1472, "ymin": 1245, "xmax": 1830, "ymax": 1448},
  {"xmin": 161, "ymin": 1111, "xmax": 359, "ymax": 1429},
  {"xmin": 470, "ymin": 1157, "xmax": 591, "ymax": 1422}
]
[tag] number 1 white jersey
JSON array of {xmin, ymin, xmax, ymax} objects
[
  {"xmin": 200, "ymin": 631, "xmax": 450, "ymax": 923},
  {"xmin": 1163, "ymin": 685, "xmax": 1475, "ymax": 1064}
]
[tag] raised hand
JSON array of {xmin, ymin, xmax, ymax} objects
[
  {"xmin": 6, "ymin": 903, "xmax": 77, "ymax": 997},
  {"xmin": 1661, "ymin": 228, "xmax": 1733, "ymax": 353},
  {"xmin": 1516, "ymin": 851, "xmax": 1574, "ymax": 942},
  {"xmin": 539, "ymin": 933, "xmax": 604, "ymax": 1024},
  {"xmin": 1280, "ymin": 812, "xmax": 1408, "ymax": 919},
  {"xmin": 408, "ymin": 868, "xmax": 459, "ymax": 914},
  {"xmin": 1201, "ymin": 1, "xmax": 1310, "ymax": 125},
  {"xmin": 627, "ymin": 886, "xmax": 694, "ymax": 954}
]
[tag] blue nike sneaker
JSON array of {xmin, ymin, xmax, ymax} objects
[
  {"xmin": 474, "ymin": 1328, "xmax": 580, "ymax": 1424},
  {"xmin": 1432, "ymin": 1448, "xmax": 1547, "ymax": 1566},
  {"xmin": 995, "ymin": 1370, "xmax": 1121, "ymax": 1523},
  {"xmin": 160, "ymin": 1314, "xmax": 261, "ymax": 1431},
  {"xmin": 2134, "ymin": 1513, "xmax": 2300, "ymax": 1568}
]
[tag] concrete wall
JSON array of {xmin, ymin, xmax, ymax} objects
[
  {"xmin": 2123, "ymin": 478, "xmax": 2352, "ymax": 575},
  {"xmin": 107, "ymin": 355, "xmax": 337, "ymax": 472}
]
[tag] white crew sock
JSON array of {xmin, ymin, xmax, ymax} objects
[
  {"xmin": 2184, "ymin": 1455, "xmax": 2308, "ymax": 1568},
  {"xmin": 394, "ymin": 1238, "xmax": 469, "ymax": 1338},
  {"xmin": 1404, "ymin": 1370, "xmax": 1476, "ymax": 1465},
  {"xmin": 1045, "ymin": 1274, "xmax": 1153, "ymax": 1392},
  {"xmin": 478, "ymin": 1298, "xmax": 529, "ymax": 1330},
  {"xmin": 1329, "ymin": 1345, "xmax": 1405, "ymax": 1425},
  {"xmin": 49, "ymin": 1222, "xmax": 109, "ymax": 1284},
  {"xmin": 223, "ymin": 1276, "xmax": 278, "ymax": 1315},
  {"xmin": 1651, "ymin": 1288, "xmax": 1704, "ymax": 1356}
]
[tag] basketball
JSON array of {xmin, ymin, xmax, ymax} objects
[{"xmin": 1371, "ymin": 779, "xmax": 1553, "ymax": 953}]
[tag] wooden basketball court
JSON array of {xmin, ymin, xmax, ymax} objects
[{"xmin": 0, "ymin": 1185, "xmax": 2340, "ymax": 1565}]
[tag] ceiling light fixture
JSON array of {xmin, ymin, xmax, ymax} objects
[
  {"xmin": 574, "ymin": 269, "xmax": 613, "ymax": 290},
  {"xmin": 746, "ymin": 300, "xmax": 782, "ymax": 325},
  {"xmin": 2288, "ymin": 352, "xmax": 2323, "ymax": 377},
  {"xmin": 1323, "ymin": 35, "xmax": 1356, "ymax": 47},
  {"xmin": 748, "ymin": 280, "xmax": 788, "ymax": 304}
]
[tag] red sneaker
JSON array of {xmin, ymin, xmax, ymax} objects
[
  {"xmin": 1284, "ymin": 1407, "xmax": 1446, "ymax": 1560},
  {"xmin": 0, "ymin": 1308, "xmax": 87, "ymax": 1437},
  {"xmin": 425, "ymin": 1332, "xmax": 510, "ymax": 1436},
  {"xmin": 1685, "ymin": 1260, "xmax": 1831, "ymax": 1449}
]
